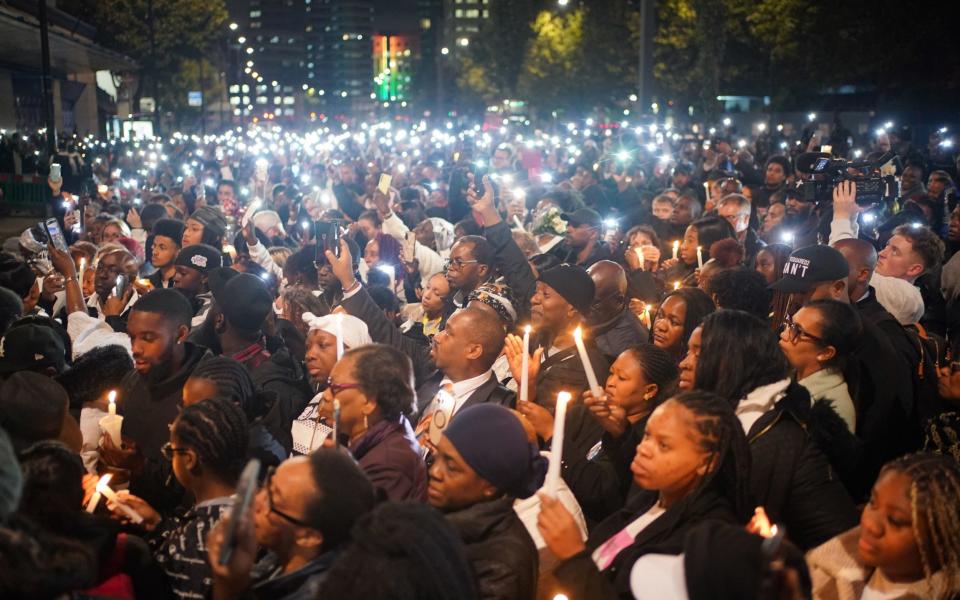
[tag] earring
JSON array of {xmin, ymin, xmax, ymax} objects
[{"xmin": 363, "ymin": 414, "xmax": 368, "ymax": 430}]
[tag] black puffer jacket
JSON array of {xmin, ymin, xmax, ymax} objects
[
  {"xmin": 444, "ymin": 496, "xmax": 538, "ymax": 600},
  {"xmin": 745, "ymin": 381, "xmax": 859, "ymax": 550}
]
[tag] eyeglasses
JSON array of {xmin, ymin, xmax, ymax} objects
[
  {"xmin": 326, "ymin": 377, "xmax": 361, "ymax": 397},
  {"xmin": 160, "ymin": 442, "xmax": 191, "ymax": 461},
  {"xmin": 264, "ymin": 466, "xmax": 314, "ymax": 528},
  {"xmin": 444, "ymin": 257, "xmax": 479, "ymax": 271},
  {"xmin": 783, "ymin": 315, "xmax": 824, "ymax": 345}
]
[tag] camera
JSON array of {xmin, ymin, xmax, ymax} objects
[{"xmin": 794, "ymin": 151, "xmax": 899, "ymax": 208}]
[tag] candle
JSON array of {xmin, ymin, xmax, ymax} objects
[
  {"xmin": 520, "ymin": 325, "xmax": 531, "ymax": 403},
  {"xmin": 332, "ymin": 398, "xmax": 341, "ymax": 449},
  {"xmin": 671, "ymin": 240, "xmax": 679, "ymax": 260},
  {"xmin": 512, "ymin": 215, "xmax": 525, "ymax": 230},
  {"xmin": 85, "ymin": 473, "xmax": 111, "ymax": 513},
  {"xmin": 753, "ymin": 506, "xmax": 774, "ymax": 538},
  {"xmin": 572, "ymin": 326, "xmax": 603, "ymax": 398},
  {"xmin": 545, "ymin": 391, "xmax": 572, "ymax": 498},
  {"xmin": 335, "ymin": 313, "xmax": 344, "ymax": 360},
  {"xmin": 642, "ymin": 304, "xmax": 651, "ymax": 329},
  {"xmin": 673, "ymin": 281, "xmax": 681, "ymax": 290},
  {"xmin": 99, "ymin": 390, "xmax": 123, "ymax": 448},
  {"xmin": 634, "ymin": 247, "xmax": 644, "ymax": 271},
  {"xmin": 97, "ymin": 476, "xmax": 144, "ymax": 524},
  {"xmin": 696, "ymin": 246, "xmax": 703, "ymax": 269}
]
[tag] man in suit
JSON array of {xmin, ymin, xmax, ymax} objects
[{"xmin": 324, "ymin": 240, "xmax": 513, "ymax": 445}]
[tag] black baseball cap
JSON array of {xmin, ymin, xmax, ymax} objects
[
  {"xmin": 174, "ymin": 244, "xmax": 223, "ymax": 274},
  {"xmin": 0, "ymin": 324, "xmax": 66, "ymax": 375},
  {"xmin": 769, "ymin": 245, "xmax": 849, "ymax": 294},
  {"xmin": 212, "ymin": 273, "xmax": 273, "ymax": 331},
  {"xmin": 538, "ymin": 264, "xmax": 596, "ymax": 316},
  {"xmin": 560, "ymin": 207, "xmax": 602, "ymax": 228}
]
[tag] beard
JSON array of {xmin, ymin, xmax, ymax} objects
[{"xmin": 143, "ymin": 346, "xmax": 177, "ymax": 385}]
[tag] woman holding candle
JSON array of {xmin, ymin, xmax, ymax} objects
[
  {"xmin": 536, "ymin": 390, "xmax": 752, "ymax": 598},
  {"xmin": 667, "ymin": 216, "xmax": 737, "ymax": 287},
  {"xmin": 318, "ymin": 344, "xmax": 427, "ymax": 501},
  {"xmin": 110, "ymin": 397, "xmax": 249, "ymax": 600},
  {"xmin": 564, "ymin": 345, "xmax": 680, "ymax": 523}
]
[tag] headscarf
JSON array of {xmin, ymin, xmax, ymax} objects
[
  {"xmin": 302, "ymin": 312, "xmax": 373, "ymax": 350},
  {"xmin": 443, "ymin": 404, "xmax": 547, "ymax": 499},
  {"xmin": 466, "ymin": 281, "xmax": 518, "ymax": 327}
]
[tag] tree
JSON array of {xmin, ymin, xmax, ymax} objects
[
  {"xmin": 516, "ymin": 9, "xmax": 585, "ymax": 113},
  {"xmin": 72, "ymin": 0, "xmax": 229, "ymax": 129},
  {"xmin": 454, "ymin": 0, "xmax": 543, "ymax": 108}
]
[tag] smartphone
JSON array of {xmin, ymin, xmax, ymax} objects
[
  {"xmin": 313, "ymin": 221, "xmax": 341, "ymax": 262},
  {"xmin": 377, "ymin": 173, "xmax": 392, "ymax": 194},
  {"xmin": 218, "ymin": 459, "xmax": 261, "ymax": 565},
  {"xmin": 44, "ymin": 218, "xmax": 68, "ymax": 252},
  {"xmin": 50, "ymin": 163, "xmax": 62, "ymax": 183},
  {"xmin": 403, "ymin": 231, "xmax": 417, "ymax": 262},
  {"xmin": 113, "ymin": 274, "xmax": 128, "ymax": 298}
]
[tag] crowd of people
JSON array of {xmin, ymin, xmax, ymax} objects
[{"xmin": 0, "ymin": 114, "xmax": 959, "ymax": 599}]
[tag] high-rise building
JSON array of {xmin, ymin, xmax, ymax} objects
[
  {"xmin": 227, "ymin": 0, "xmax": 306, "ymax": 120},
  {"xmin": 372, "ymin": 35, "xmax": 417, "ymax": 107},
  {"xmin": 318, "ymin": 0, "xmax": 374, "ymax": 113},
  {"xmin": 443, "ymin": 0, "xmax": 489, "ymax": 53}
]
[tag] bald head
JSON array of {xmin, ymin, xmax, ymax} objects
[
  {"xmin": 587, "ymin": 260, "xmax": 627, "ymax": 324},
  {"xmin": 449, "ymin": 307, "xmax": 507, "ymax": 371},
  {"xmin": 833, "ymin": 239, "xmax": 877, "ymax": 302},
  {"xmin": 588, "ymin": 260, "xmax": 627, "ymax": 299}
]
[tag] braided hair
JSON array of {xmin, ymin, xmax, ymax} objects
[
  {"xmin": 669, "ymin": 390, "xmax": 752, "ymax": 522},
  {"xmin": 191, "ymin": 357, "xmax": 257, "ymax": 419},
  {"xmin": 623, "ymin": 344, "xmax": 679, "ymax": 408},
  {"xmin": 173, "ymin": 397, "xmax": 249, "ymax": 485},
  {"xmin": 880, "ymin": 452, "xmax": 960, "ymax": 594}
]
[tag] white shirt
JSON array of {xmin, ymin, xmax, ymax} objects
[
  {"xmin": 438, "ymin": 369, "xmax": 494, "ymax": 415},
  {"xmin": 862, "ymin": 569, "xmax": 914, "ymax": 600},
  {"xmin": 736, "ymin": 378, "xmax": 791, "ymax": 435}
]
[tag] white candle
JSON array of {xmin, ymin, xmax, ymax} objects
[
  {"xmin": 642, "ymin": 304, "xmax": 651, "ymax": 329},
  {"xmin": 520, "ymin": 325, "xmax": 531, "ymax": 403},
  {"xmin": 85, "ymin": 473, "xmax": 111, "ymax": 513},
  {"xmin": 696, "ymin": 246, "xmax": 703, "ymax": 269},
  {"xmin": 545, "ymin": 391, "xmax": 571, "ymax": 498},
  {"xmin": 672, "ymin": 240, "xmax": 679, "ymax": 260},
  {"xmin": 99, "ymin": 389, "xmax": 123, "ymax": 448},
  {"xmin": 634, "ymin": 247, "xmax": 644, "ymax": 271},
  {"xmin": 78, "ymin": 258, "xmax": 87, "ymax": 300},
  {"xmin": 97, "ymin": 477, "xmax": 144, "ymax": 523},
  {"xmin": 572, "ymin": 326, "xmax": 603, "ymax": 398},
  {"xmin": 335, "ymin": 313, "xmax": 344, "ymax": 360},
  {"xmin": 673, "ymin": 281, "xmax": 681, "ymax": 291},
  {"xmin": 512, "ymin": 215, "xmax": 525, "ymax": 230}
]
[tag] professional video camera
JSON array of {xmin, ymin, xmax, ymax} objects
[{"xmin": 794, "ymin": 151, "xmax": 899, "ymax": 208}]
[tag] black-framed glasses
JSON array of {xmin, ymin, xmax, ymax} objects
[
  {"xmin": 783, "ymin": 315, "xmax": 824, "ymax": 345},
  {"xmin": 160, "ymin": 442, "xmax": 191, "ymax": 461},
  {"xmin": 326, "ymin": 377, "xmax": 361, "ymax": 397},
  {"xmin": 444, "ymin": 257, "xmax": 479, "ymax": 271},
  {"xmin": 264, "ymin": 466, "xmax": 314, "ymax": 528}
]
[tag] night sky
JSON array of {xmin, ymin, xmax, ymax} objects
[{"xmin": 373, "ymin": 0, "xmax": 419, "ymax": 33}]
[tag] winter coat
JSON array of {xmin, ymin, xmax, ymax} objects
[
  {"xmin": 350, "ymin": 417, "xmax": 427, "ymax": 502},
  {"xmin": 445, "ymin": 496, "xmax": 539, "ymax": 600},
  {"xmin": 745, "ymin": 382, "xmax": 859, "ymax": 550}
]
